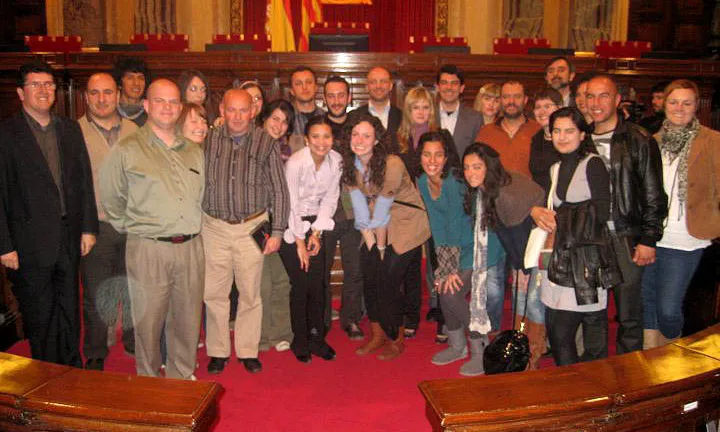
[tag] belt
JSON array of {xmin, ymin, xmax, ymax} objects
[
  {"xmin": 226, "ymin": 209, "xmax": 266, "ymax": 225},
  {"xmin": 156, "ymin": 233, "xmax": 198, "ymax": 244}
]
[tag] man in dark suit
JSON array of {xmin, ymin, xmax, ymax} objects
[
  {"xmin": 348, "ymin": 66, "xmax": 402, "ymax": 151},
  {"xmin": 0, "ymin": 60, "xmax": 98, "ymax": 366},
  {"xmin": 435, "ymin": 64, "xmax": 483, "ymax": 158}
]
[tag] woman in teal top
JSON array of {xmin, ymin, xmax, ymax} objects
[{"xmin": 417, "ymin": 130, "xmax": 505, "ymax": 376}]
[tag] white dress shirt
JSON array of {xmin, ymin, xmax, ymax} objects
[
  {"xmin": 439, "ymin": 104, "xmax": 460, "ymax": 135},
  {"xmin": 283, "ymin": 146, "xmax": 342, "ymax": 243},
  {"xmin": 368, "ymin": 101, "xmax": 391, "ymax": 130}
]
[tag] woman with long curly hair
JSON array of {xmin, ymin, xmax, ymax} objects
[{"xmin": 340, "ymin": 113, "xmax": 431, "ymax": 360}]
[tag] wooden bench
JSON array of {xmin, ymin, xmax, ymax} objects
[
  {"xmin": 0, "ymin": 352, "xmax": 222, "ymax": 431},
  {"xmin": 419, "ymin": 324, "xmax": 720, "ymax": 431}
]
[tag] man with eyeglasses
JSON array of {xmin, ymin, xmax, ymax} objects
[
  {"xmin": 0, "ymin": 60, "xmax": 98, "ymax": 366},
  {"xmin": 100, "ymin": 79, "xmax": 205, "ymax": 380},
  {"xmin": 78, "ymin": 72, "xmax": 139, "ymax": 371}
]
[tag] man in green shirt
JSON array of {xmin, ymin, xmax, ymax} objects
[{"xmin": 100, "ymin": 78, "xmax": 205, "ymax": 380}]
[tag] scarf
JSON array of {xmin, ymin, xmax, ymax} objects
[
  {"xmin": 469, "ymin": 191, "xmax": 491, "ymax": 334},
  {"xmin": 659, "ymin": 117, "xmax": 699, "ymax": 215}
]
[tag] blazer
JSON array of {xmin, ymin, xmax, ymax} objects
[
  {"xmin": 349, "ymin": 104, "xmax": 403, "ymax": 153},
  {"xmin": 655, "ymin": 125, "xmax": 720, "ymax": 240},
  {"xmin": 0, "ymin": 111, "xmax": 98, "ymax": 267},
  {"xmin": 436, "ymin": 104, "xmax": 483, "ymax": 158}
]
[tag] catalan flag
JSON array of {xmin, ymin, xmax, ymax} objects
[
  {"xmin": 299, "ymin": 0, "xmax": 323, "ymax": 52},
  {"xmin": 270, "ymin": 0, "xmax": 296, "ymax": 52}
]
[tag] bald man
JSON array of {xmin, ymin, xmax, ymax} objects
[
  {"xmin": 203, "ymin": 89, "xmax": 289, "ymax": 375},
  {"xmin": 100, "ymin": 78, "xmax": 205, "ymax": 379},
  {"xmin": 79, "ymin": 72, "xmax": 138, "ymax": 371}
]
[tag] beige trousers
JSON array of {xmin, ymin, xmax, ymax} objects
[
  {"xmin": 126, "ymin": 234, "xmax": 204, "ymax": 380},
  {"xmin": 203, "ymin": 213, "xmax": 267, "ymax": 359}
]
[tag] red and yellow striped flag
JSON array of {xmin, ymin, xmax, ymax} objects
[
  {"xmin": 299, "ymin": 0, "xmax": 323, "ymax": 52},
  {"xmin": 269, "ymin": 0, "xmax": 296, "ymax": 52}
]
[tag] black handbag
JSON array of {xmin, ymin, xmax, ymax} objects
[{"xmin": 483, "ymin": 276, "xmax": 530, "ymax": 374}]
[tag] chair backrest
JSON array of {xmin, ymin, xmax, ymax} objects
[
  {"xmin": 129, "ymin": 34, "xmax": 189, "ymax": 52},
  {"xmin": 24, "ymin": 35, "xmax": 83, "ymax": 53}
]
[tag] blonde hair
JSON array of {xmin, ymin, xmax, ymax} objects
[
  {"xmin": 397, "ymin": 86, "xmax": 437, "ymax": 153},
  {"xmin": 473, "ymin": 82, "xmax": 500, "ymax": 112}
]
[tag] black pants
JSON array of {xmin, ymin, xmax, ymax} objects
[
  {"xmin": 545, "ymin": 306, "xmax": 608, "ymax": 366},
  {"xmin": 80, "ymin": 221, "xmax": 133, "ymax": 360},
  {"xmin": 323, "ymin": 218, "xmax": 364, "ymax": 329},
  {"xmin": 9, "ymin": 225, "xmax": 81, "ymax": 367},
  {"xmin": 611, "ymin": 233, "xmax": 645, "ymax": 354},
  {"xmin": 361, "ymin": 244, "xmax": 422, "ymax": 341},
  {"xmin": 402, "ymin": 249, "xmax": 423, "ymax": 330},
  {"xmin": 279, "ymin": 239, "xmax": 328, "ymax": 357}
]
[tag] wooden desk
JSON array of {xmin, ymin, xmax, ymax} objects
[
  {"xmin": 0, "ymin": 353, "xmax": 222, "ymax": 431},
  {"xmin": 419, "ymin": 324, "xmax": 720, "ymax": 431}
]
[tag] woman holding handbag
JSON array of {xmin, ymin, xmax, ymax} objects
[
  {"xmin": 540, "ymin": 107, "xmax": 612, "ymax": 366},
  {"xmin": 417, "ymin": 130, "xmax": 505, "ymax": 376},
  {"xmin": 341, "ymin": 113, "xmax": 431, "ymax": 360},
  {"xmin": 641, "ymin": 79, "xmax": 720, "ymax": 349}
]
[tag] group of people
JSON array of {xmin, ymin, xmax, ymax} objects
[{"xmin": 1, "ymin": 55, "xmax": 718, "ymax": 381}]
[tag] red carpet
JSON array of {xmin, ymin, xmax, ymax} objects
[{"xmin": 8, "ymin": 292, "xmax": 618, "ymax": 431}]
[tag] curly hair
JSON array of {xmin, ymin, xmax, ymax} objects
[
  {"xmin": 462, "ymin": 142, "xmax": 511, "ymax": 230},
  {"xmin": 339, "ymin": 113, "xmax": 390, "ymax": 190},
  {"xmin": 417, "ymin": 129, "xmax": 462, "ymax": 180}
]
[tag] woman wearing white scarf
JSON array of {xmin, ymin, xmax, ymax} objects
[{"xmin": 641, "ymin": 79, "xmax": 720, "ymax": 349}]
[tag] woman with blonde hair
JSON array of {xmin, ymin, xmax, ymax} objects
[{"xmin": 473, "ymin": 83, "xmax": 501, "ymax": 126}]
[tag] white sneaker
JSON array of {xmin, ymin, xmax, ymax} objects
[
  {"xmin": 275, "ymin": 341, "xmax": 291, "ymax": 352},
  {"xmin": 190, "ymin": 374, "xmax": 197, "ymax": 381}
]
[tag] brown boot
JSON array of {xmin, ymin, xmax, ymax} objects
[
  {"xmin": 377, "ymin": 327, "xmax": 405, "ymax": 361},
  {"xmin": 520, "ymin": 318, "xmax": 546, "ymax": 371},
  {"xmin": 355, "ymin": 322, "xmax": 386, "ymax": 355}
]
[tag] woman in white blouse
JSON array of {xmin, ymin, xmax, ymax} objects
[
  {"xmin": 279, "ymin": 115, "xmax": 342, "ymax": 364},
  {"xmin": 641, "ymin": 79, "xmax": 720, "ymax": 349}
]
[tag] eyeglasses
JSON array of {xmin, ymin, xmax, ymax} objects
[{"xmin": 25, "ymin": 81, "xmax": 56, "ymax": 90}]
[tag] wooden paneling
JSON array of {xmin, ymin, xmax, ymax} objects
[
  {"xmin": 419, "ymin": 324, "xmax": 720, "ymax": 431},
  {"xmin": 629, "ymin": 0, "xmax": 711, "ymax": 55}
]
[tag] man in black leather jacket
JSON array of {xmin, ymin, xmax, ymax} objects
[{"xmin": 585, "ymin": 75, "xmax": 667, "ymax": 354}]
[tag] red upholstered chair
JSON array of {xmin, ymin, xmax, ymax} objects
[
  {"xmin": 211, "ymin": 34, "xmax": 271, "ymax": 52},
  {"xmin": 492, "ymin": 37, "xmax": 551, "ymax": 55},
  {"xmin": 594, "ymin": 40, "xmax": 652, "ymax": 58},
  {"xmin": 24, "ymin": 35, "xmax": 83, "ymax": 53},
  {"xmin": 310, "ymin": 21, "xmax": 371, "ymax": 35},
  {"xmin": 409, "ymin": 36, "xmax": 469, "ymax": 54},
  {"xmin": 130, "ymin": 34, "xmax": 189, "ymax": 52}
]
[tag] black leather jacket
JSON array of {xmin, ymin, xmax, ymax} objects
[{"xmin": 605, "ymin": 117, "xmax": 667, "ymax": 246}]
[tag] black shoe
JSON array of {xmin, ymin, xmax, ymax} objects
[
  {"xmin": 85, "ymin": 358, "xmax": 104, "ymax": 371},
  {"xmin": 239, "ymin": 357, "xmax": 263, "ymax": 373},
  {"xmin": 295, "ymin": 354, "xmax": 312, "ymax": 364},
  {"xmin": 124, "ymin": 344, "xmax": 135, "ymax": 358},
  {"xmin": 310, "ymin": 343, "xmax": 336, "ymax": 361},
  {"xmin": 344, "ymin": 323, "xmax": 364, "ymax": 341},
  {"xmin": 426, "ymin": 307, "xmax": 441, "ymax": 322},
  {"xmin": 207, "ymin": 357, "xmax": 229, "ymax": 374}
]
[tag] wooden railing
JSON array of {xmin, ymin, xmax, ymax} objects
[
  {"xmin": 0, "ymin": 352, "xmax": 222, "ymax": 431},
  {"xmin": 419, "ymin": 324, "xmax": 720, "ymax": 431}
]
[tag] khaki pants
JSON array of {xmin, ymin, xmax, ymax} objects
[
  {"xmin": 259, "ymin": 252, "xmax": 293, "ymax": 349},
  {"xmin": 203, "ymin": 213, "xmax": 267, "ymax": 358},
  {"xmin": 126, "ymin": 234, "xmax": 204, "ymax": 379}
]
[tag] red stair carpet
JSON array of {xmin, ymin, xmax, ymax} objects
[{"xmin": 8, "ymin": 293, "xmax": 618, "ymax": 431}]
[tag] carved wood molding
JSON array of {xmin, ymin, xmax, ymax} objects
[
  {"xmin": 436, "ymin": 0, "xmax": 449, "ymax": 37},
  {"xmin": 230, "ymin": 0, "xmax": 243, "ymax": 34}
]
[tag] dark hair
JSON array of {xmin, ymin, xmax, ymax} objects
[
  {"xmin": 177, "ymin": 102, "xmax": 208, "ymax": 134},
  {"xmin": 549, "ymin": 107, "xmax": 598, "ymax": 157},
  {"xmin": 258, "ymin": 99, "xmax": 296, "ymax": 137},
  {"xmin": 112, "ymin": 57, "xmax": 150, "ymax": 87},
  {"xmin": 418, "ymin": 129, "xmax": 462, "ymax": 180},
  {"xmin": 289, "ymin": 65, "xmax": 317, "ymax": 86},
  {"xmin": 462, "ymin": 142, "xmax": 511, "ymax": 230},
  {"xmin": 340, "ymin": 113, "xmax": 390, "ymax": 189},
  {"xmin": 436, "ymin": 64, "xmax": 465, "ymax": 85},
  {"xmin": 304, "ymin": 114, "xmax": 333, "ymax": 137},
  {"xmin": 575, "ymin": 71, "xmax": 597, "ymax": 87},
  {"xmin": 17, "ymin": 60, "xmax": 54, "ymax": 87},
  {"xmin": 324, "ymin": 75, "xmax": 350, "ymax": 95},
  {"xmin": 177, "ymin": 69, "xmax": 209, "ymax": 104},
  {"xmin": 652, "ymin": 80, "xmax": 671, "ymax": 94},
  {"xmin": 544, "ymin": 56, "xmax": 575, "ymax": 74},
  {"xmin": 532, "ymin": 88, "xmax": 563, "ymax": 109},
  {"xmin": 501, "ymin": 80, "xmax": 525, "ymax": 96}
]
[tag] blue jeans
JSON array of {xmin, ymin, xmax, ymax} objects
[
  {"xmin": 485, "ymin": 256, "xmax": 506, "ymax": 331},
  {"xmin": 641, "ymin": 246, "xmax": 704, "ymax": 339},
  {"xmin": 512, "ymin": 267, "xmax": 545, "ymax": 324}
]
